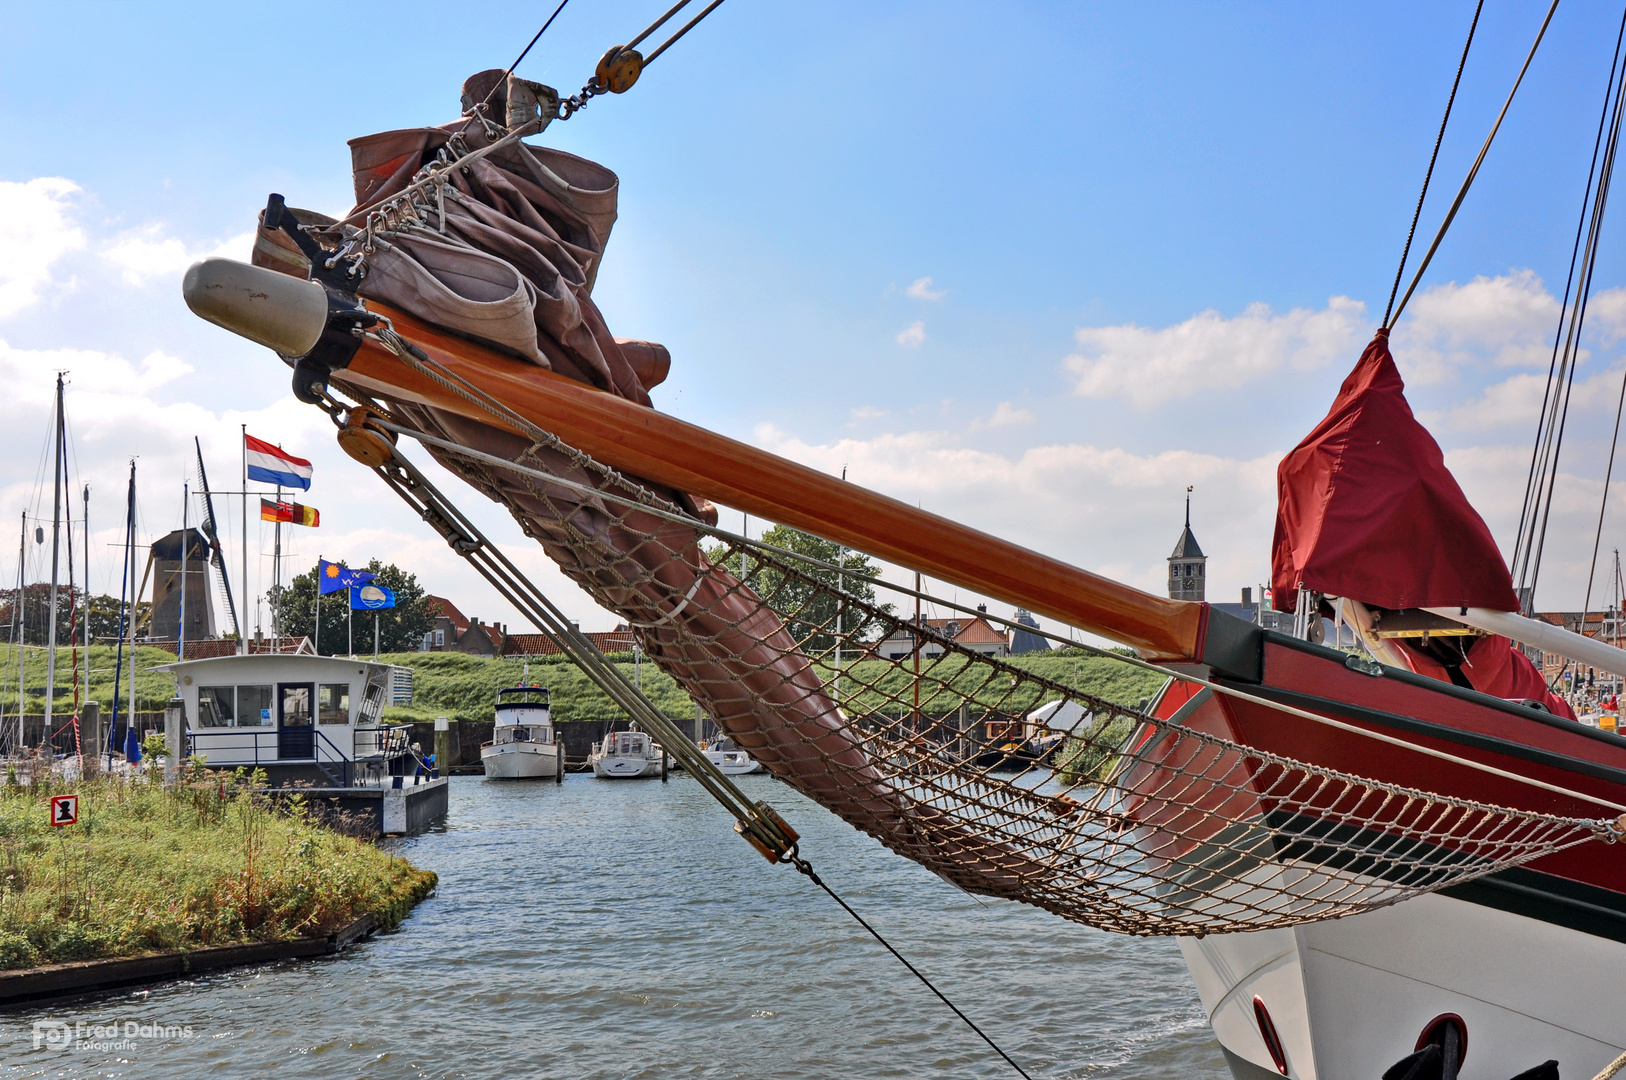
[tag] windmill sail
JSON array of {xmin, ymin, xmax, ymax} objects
[{"xmin": 194, "ymin": 437, "xmax": 240, "ymax": 639}]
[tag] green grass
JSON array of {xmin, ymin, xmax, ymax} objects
[
  {"xmin": 0, "ymin": 767, "xmax": 437, "ymax": 970},
  {"xmin": 0, "ymin": 644, "xmax": 188, "ymax": 715},
  {"xmin": 376, "ymin": 646, "xmax": 1166, "ymax": 725}
]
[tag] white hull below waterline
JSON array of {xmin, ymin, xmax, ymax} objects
[
  {"xmin": 1181, "ymin": 889, "xmax": 1626, "ymax": 1080},
  {"xmin": 481, "ymin": 741, "xmax": 562, "ymax": 780},
  {"xmin": 704, "ymin": 748, "xmax": 761, "ymax": 775},
  {"xmin": 590, "ymin": 753, "xmax": 662, "ymax": 779}
]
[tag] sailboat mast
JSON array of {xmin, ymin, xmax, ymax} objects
[
  {"xmin": 180, "ymin": 482, "xmax": 188, "ymax": 663},
  {"xmin": 110, "ymin": 462, "xmax": 134, "ymax": 763},
  {"xmin": 43, "ymin": 374, "xmax": 64, "ymax": 742},
  {"xmin": 11, "ymin": 513, "xmax": 21, "ymax": 751},
  {"xmin": 80, "ymin": 483, "xmax": 89, "ymax": 711}
]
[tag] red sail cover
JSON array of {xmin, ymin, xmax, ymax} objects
[{"xmin": 1271, "ymin": 332, "xmax": 1520, "ymax": 614}]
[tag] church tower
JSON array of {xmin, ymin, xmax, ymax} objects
[{"xmin": 1167, "ymin": 487, "xmax": 1207, "ymax": 601}]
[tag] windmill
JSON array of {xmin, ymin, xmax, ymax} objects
[{"xmin": 194, "ymin": 437, "xmax": 241, "ymax": 639}]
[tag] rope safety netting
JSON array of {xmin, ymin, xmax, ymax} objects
[
  {"xmin": 262, "ymin": 75, "xmax": 1619, "ymax": 939},
  {"xmin": 376, "ymin": 401, "xmax": 1613, "ymax": 937}
]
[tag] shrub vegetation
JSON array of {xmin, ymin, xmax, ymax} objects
[{"xmin": 0, "ymin": 766, "xmax": 436, "ymax": 970}]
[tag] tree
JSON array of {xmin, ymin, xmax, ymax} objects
[
  {"xmin": 270, "ymin": 559, "xmax": 435, "ymax": 655},
  {"xmin": 0, "ymin": 584, "xmax": 85, "ymax": 645},
  {"xmin": 705, "ymin": 526, "xmax": 890, "ymax": 655}
]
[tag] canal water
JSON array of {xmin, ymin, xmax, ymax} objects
[{"xmin": 4, "ymin": 775, "xmax": 1225, "ymax": 1079}]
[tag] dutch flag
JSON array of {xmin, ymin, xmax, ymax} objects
[{"xmin": 245, "ymin": 434, "xmax": 313, "ymax": 490}]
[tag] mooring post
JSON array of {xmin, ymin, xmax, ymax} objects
[
  {"xmin": 163, "ymin": 696, "xmax": 184, "ymax": 783},
  {"xmin": 434, "ymin": 717, "xmax": 450, "ymax": 778}
]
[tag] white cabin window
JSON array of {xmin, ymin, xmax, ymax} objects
[
  {"xmin": 198, "ymin": 686, "xmax": 235, "ymax": 727},
  {"xmin": 319, "ymin": 683, "xmax": 351, "ymax": 724},
  {"xmin": 239, "ymin": 685, "xmax": 274, "ymax": 727}
]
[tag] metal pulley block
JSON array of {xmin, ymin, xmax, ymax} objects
[
  {"xmin": 595, "ymin": 45, "xmax": 643, "ymax": 93},
  {"xmin": 337, "ymin": 406, "xmax": 399, "ymax": 468}
]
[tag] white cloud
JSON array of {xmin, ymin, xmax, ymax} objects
[
  {"xmin": 905, "ymin": 276, "xmax": 946, "ymax": 301},
  {"xmin": 1389, "ymin": 270, "xmax": 1586, "ymax": 384},
  {"xmin": 752, "ymin": 422, "xmax": 1280, "ymax": 598},
  {"xmin": 1064, "ymin": 296, "xmax": 1367, "ymax": 408},
  {"xmin": 102, "ymin": 225, "xmax": 256, "ymax": 286},
  {"xmin": 849, "ymin": 405, "xmax": 887, "ymax": 423},
  {"xmin": 896, "ymin": 320, "xmax": 926, "ymax": 348},
  {"xmin": 1427, "ymin": 366, "xmax": 1626, "ymax": 432},
  {"xmin": 970, "ymin": 401, "xmax": 1034, "ymax": 431},
  {"xmin": 0, "ymin": 178, "xmax": 85, "ymax": 319}
]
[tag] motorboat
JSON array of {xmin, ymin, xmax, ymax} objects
[
  {"xmin": 589, "ymin": 728, "xmax": 663, "ymax": 779},
  {"xmin": 703, "ymin": 736, "xmax": 761, "ymax": 775},
  {"xmin": 480, "ymin": 686, "xmax": 562, "ymax": 781}
]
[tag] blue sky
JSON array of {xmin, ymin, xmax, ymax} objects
[{"xmin": 5, "ymin": 1, "xmax": 1626, "ymax": 634}]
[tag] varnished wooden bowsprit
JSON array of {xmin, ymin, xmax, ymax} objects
[{"xmin": 338, "ymin": 301, "xmax": 1205, "ymax": 660}]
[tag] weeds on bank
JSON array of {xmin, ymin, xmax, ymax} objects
[{"xmin": 0, "ymin": 762, "xmax": 436, "ymax": 970}]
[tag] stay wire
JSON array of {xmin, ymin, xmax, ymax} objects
[
  {"xmin": 787, "ymin": 850, "xmax": 1035, "ymax": 1080},
  {"xmin": 1527, "ymin": 19, "xmax": 1626, "ymax": 614},
  {"xmin": 1575, "ymin": 16, "xmax": 1626, "ymax": 634},
  {"xmin": 1383, "ymin": 0, "xmax": 1485, "ymax": 328},
  {"xmin": 1386, "ymin": 0, "xmax": 1563, "ymax": 329},
  {"xmin": 1516, "ymin": 0, "xmax": 1626, "ymax": 609},
  {"xmin": 478, "ymin": 0, "xmax": 572, "ymax": 112},
  {"xmin": 643, "ymin": 0, "xmax": 727, "ymax": 67}
]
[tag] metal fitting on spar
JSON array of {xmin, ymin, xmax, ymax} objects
[{"xmin": 181, "ymin": 257, "xmax": 378, "ymax": 405}]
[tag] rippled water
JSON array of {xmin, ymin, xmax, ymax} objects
[{"xmin": 3, "ymin": 775, "xmax": 1226, "ymax": 1079}]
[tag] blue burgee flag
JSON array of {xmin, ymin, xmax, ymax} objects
[
  {"xmin": 125, "ymin": 727, "xmax": 141, "ymax": 764},
  {"xmin": 350, "ymin": 582, "xmax": 397, "ymax": 610},
  {"xmin": 319, "ymin": 559, "xmax": 376, "ymax": 595}
]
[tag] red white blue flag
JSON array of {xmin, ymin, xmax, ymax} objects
[{"xmin": 245, "ymin": 434, "xmax": 312, "ymax": 490}]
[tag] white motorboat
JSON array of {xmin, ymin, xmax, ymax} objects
[
  {"xmin": 703, "ymin": 736, "xmax": 761, "ymax": 775},
  {"xmin": 480, "ymin": 686, "xmax": 563, "ymax": 781},
  {"xmin": 589, "ymin": 728, "xmax": 663, "ymax": 779}
]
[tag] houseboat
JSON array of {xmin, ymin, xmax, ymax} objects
[{"xmin": 154, "ymin": 652, "xmax": 448, "ymax": 835}]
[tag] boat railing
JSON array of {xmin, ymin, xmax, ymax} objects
[
  {"xmin": 185, "ymin": 727, "xmax": 357, "ymax": 786},
  {"xmin": 353, "ymin": 724, "xmax": 411, "ymax": 760}
]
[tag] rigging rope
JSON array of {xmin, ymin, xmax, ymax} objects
[
  {"xmin": 366, "ymin": 406, "xmax": 1626, "ymax": 817},
  {"xmin": 1512, "ymin": 0, "xmax": 1626, "ymax": 616},
  {"xmin": 315, "ymin": 336, "xmax": 1625, "ymax": 940},
  {"xmin": 476, "ymin": 0, "xmax": 572, "ymax": 114},
  {"xmin": 787, "ymin": 850, "xmax": 1035, "ymax": 1080},
  {"xmin": 1383, "ymin": 0, "xmax": 1486, "ymax": 328},
  {"xmin": 1385, "ymin": 0, "xmax": 1563, "ymax": 329}
]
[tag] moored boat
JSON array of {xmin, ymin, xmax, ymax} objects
[
  {"xmin": 589, "ymin": 729, "xmax": 663, "ymax": 779},
  {"xmin": 480, "ymin": 686, "xmax": 563, "ymax": 782},
  {"xmin": 702, "ymin": 736, "xmax": 760, "ymax": 775}
]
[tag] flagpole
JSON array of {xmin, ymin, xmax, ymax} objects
[
  {"xmin": 348, "ymin": 591, "xmax": 353, "ymax": 658},
  {"xmin": 180, "ymin": 482, "xmax": 188, "ymax": 664},
  {"xmin": 373, "ymin": 611, "xmax": 379, "ymax": 661},
  {"xmin": 313, "ymin": 553, "xmax": 322, "ymax": 656},
  {"xmin": 272, "ymin": 481, "xmax": 281, "ymax": 651},
  {"xmin": 240, "ymin": 424, "xmax": 247, "ymax": 655}
]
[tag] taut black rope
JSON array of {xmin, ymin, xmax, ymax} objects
[
  {"xmin": 787, "ymin": 850, "xmax": 1036, "ymax": 1080},
  {"xmin": 1383, "ymin": 0, "xmax": 1485, "ymax": 328}
]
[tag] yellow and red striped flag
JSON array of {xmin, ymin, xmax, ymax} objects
[{"xmin": 260, "ymin": 498, "xmax": 319, "ymax": 527}]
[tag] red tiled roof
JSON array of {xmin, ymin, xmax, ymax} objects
[
  {"xmin": 148, "ymin": 636, "xmax": 313, "ymax": 659},
  {"xmin": 427, "ymin": 595, "xmax": 470, "ymax": 633},
  {"xmin": 503, "ymin": 631, "xmax": 638, "ymax": 656}
]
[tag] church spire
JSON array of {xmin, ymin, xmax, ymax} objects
[{"xmin": 1169, "ymin": 487, "xmax": 1207, "ymax": 601}]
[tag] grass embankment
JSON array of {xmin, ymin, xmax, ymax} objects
[
  {"xmin": 376, "ymin": 647, "xmax": 1165, "ymax": 725},
  {"xmin": 0, "ymin": 768, "xmax": 437, "ymax": 970},
  {"xmin": 0, "ymin": 644, "xmax": 188, "ymax": 714}
]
